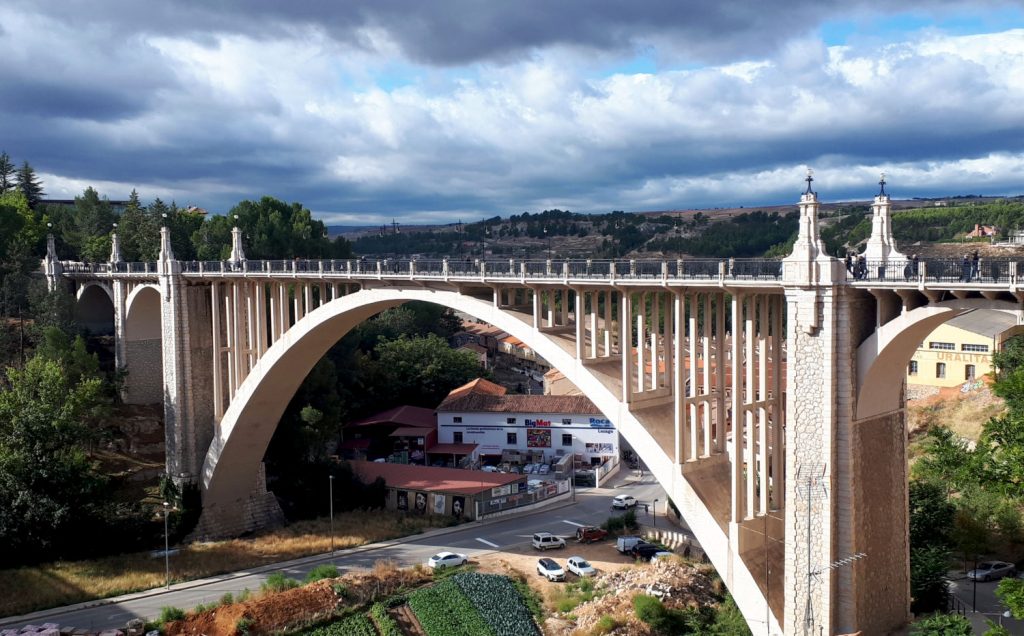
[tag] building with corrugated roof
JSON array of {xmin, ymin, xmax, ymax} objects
[{"xmin": 907, "ymin": 309, "xmax": 1024, "ymax": 388}]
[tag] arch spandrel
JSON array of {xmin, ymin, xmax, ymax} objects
[{"xmin": 856, "ymin": 299, "xmax": 1023, "ymax": 420}]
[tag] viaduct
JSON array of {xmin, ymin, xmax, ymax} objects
[{"xmin": 47, "ymin": 176, "xmax": 1024, "ymax": 634}]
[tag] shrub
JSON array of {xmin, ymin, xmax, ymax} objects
[
  {"xmin": 236, "ymin": 617, "xmax": 253, "ymax": 636},
  {"xmin": 592, "ymin": 615, "xmax": 620, "ymax": 635},
  {"xmin": 634, "ymin": 594, "xmax": 665, "ymax": 624},
  {"xmin": 332, "ymin": 582, "xmax": 349, "ymax": 598},
  {"xmin": 261, "ymin": 572, "xmax": 300, "ymax": 594},
  {"xmin": 305, "ymin": 564, "xmax": 340, "ymax": 583},
  {"xmin": 158, "ymin": 606, "xmax": 186, "ymax": 623},
  {"xmin": 370, "ymin": 602, "xmax": 403, "ymax": 636},
  {"xmin": 238, "ymin": 588, "xmax": 251, "ymax": 602},
  {"xmin": 219, "ymin": 592, "xmax": 234, "ymax": 606},
  {"xmin": 910, "ymin": 613, "xmax": 972, "ymax": 635},
  {"xmin": 301, "ymin": 614, "xmax": 376, "ymax": 636}
]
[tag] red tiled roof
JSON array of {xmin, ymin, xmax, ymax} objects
[
  {"xmin": 438, "ymin": 393, "xmax": 602, "ymax": 414},
  {"xmin": 389, "ymin": 426, "xmax": 434, "ymax": 438},
  {"xmin": 426, "ymin": 443, "xmax": 479, "ymax": 455},
  {"xmin": 438, "ymin": 378, "xmax": 506, "ymax": 407},
  {"xmin": 349, "ymin": 405, "xmax": 436, "ymax": 428},
  {"xmin": 350, "ymin": 460, "xmax": 520, "ymax": 495}
]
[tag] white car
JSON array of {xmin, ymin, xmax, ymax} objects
[
  {"xmin": 536, "ymin": 557, "xmax": 565, "ymax": 582},
  {"xmin": 532, "ymin": 532, "xmax": 567, "ymax": 550},
  {"xmin": 967, "ymin": 561, "xmax": 1016, "ymax": 581},
  {"xmin": 612, "ymin": 495, "xmax": 637, "ymax": 509},
  {"xmin": 427, "ymin": 551, "xmax": 468, "ymax": 569},
  {"xmin": 566, "ymin": 556, "xmax": 597, "ymax": 577}
]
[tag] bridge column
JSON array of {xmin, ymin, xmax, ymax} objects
[{"xmin": 781, "ymin": 173, "xmax": 910, "ymax": 634}]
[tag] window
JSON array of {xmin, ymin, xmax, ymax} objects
[
  {"xmin": 453, "ymin": 416, "xmax": 463, "ymax": 423},
  {"xmin": 506, "ymin": 417, "xmax": 517, "ymax": 424},
  {"xmin": 962, "ymin": 344, "xmax": 989, "ymax": 353},
  {"xmin": 507, "ymin": 432, "xmax": 518, "ymax": 445},
  {"xmin": 966, "ymin": 365, "xmax": 976, "ymax": 380},
  {"xmin": 561, "ymin": 418, "xmax": 572, "ymax": 425},
  {"xmin": 929, "ymin": 342, "xmax": 955, "ymax": 351},
  {"xmin": 453, "ymin": 431, "xmax": 463, "ymax": 444},
  {"xmin": 908, "ymin": 361, "xmax": 918, "ymax": 376},
  {"xmin": 562, "ymin": 434, "xmax": 573, "ymax": 446},
  {"xmin": 936, "ymin": 362, "xmax": 946, "ymax": 379}
]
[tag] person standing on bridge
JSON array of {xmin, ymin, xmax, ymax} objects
[
  {"xmin": 962, "ymin": 253, "xmax": 972, "ymax": 282},
  {"xmin": 972, "ymin": 250, "xmax": 980, "ymax": 280}
]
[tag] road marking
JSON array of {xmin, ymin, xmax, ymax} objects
[
  {"xmin": 476, "ymin": 537, "xmax": 500, "ymax": 548},
  {"xmin": 562, "ymin": 520, "xmax": 585, "ymax": 527}
]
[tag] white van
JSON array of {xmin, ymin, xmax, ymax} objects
[{"xmin": 616, "ymin": 536, "xmax": 644, "ymax": 553}]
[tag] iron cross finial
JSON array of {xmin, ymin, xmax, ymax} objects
[
  {"xmin": 804, "ymin": 168, "xmax": 815, "ymax": 195},
  {"xmin": 879, "ymin": 172, "xmax": 887, "ymax": 196}
]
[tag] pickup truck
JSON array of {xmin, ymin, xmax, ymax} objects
[{"xmin": 575, "ymin": 526, "xmax": 609, "ymax": 543}]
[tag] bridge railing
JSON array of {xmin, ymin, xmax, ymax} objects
[{"xmin": 850, "ymin": 258, "xmax": 1018, "ymax": 284}]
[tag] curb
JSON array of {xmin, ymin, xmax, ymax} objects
[{"xmin": 0, "ymin": 496, "xmax": 580, "ymax": 628}]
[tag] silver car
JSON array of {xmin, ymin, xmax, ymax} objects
[{"xmin": 967, "ymin": 561, "xmax": 1016, "ymax": 581}]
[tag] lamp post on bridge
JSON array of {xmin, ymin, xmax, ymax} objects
[
  {"xmin": 163, "ymin": 501, "xmax": 171, "ymax": 589},
  {"xmin": 329, "ymin": 474, "xmax": 335, "ymax": 554}
]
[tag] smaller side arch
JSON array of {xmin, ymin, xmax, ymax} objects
[
  {"xmin": 75, "ymin": 282, "xmax": 115, "ymax": 335},
  {"xmin": 856, "ymin": 300, "xmax": 1021, "ymax": 420},
  {"xmin": 125, "ymin": 283, "xmax": 161, "ymax": 323},
  {"xmin": 123, "ymin": 285, "xmax": 163, "ymax": 403}
]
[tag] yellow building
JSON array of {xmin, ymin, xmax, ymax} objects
[{"xmin": 907, "ymin": 309, "xmax": 1023, "ymax": 388}]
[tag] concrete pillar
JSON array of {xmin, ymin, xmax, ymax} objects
[
  {"xmin": 862, "ymin": 174, "xmax": 906, "ymax": 265},
  {"xmin": 42, "ymin": 233, "xmax": 63, "ymax": 291}
]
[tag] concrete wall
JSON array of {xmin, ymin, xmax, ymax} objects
[{"xmin": 124, "ymin": 339, "xmax": 163, "ymax": 404}]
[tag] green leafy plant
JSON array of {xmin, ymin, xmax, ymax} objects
[
  {"xmin": 370, "ymin": 602, "xmax": 403, "ymax": 636},
  {"xmin": 236, "ymin": 617, "xmax": 254, "ymax": 636},
  {"xmin": 305, "ymin": 564, "xmax": 339, "ymax": 583},
  {"xmin": 452, "ymin": 573, "xmax": 540, "ymax": 636},
  {"xmin": 219, "ymin": 592, "xmax": 234, "ymax": 606},
  {"xmin": 910, "ymin": 612, "xmax": 973, "ymax": 635},
  {"xmin": 300, "ymin": 614, "xmax": 376, "ymax": 636},
  {"xmin": 408, "ymin": 577, "xmax": 494, "ymax": 636},
  {"xmin": 157, "ymin": 606, "xmax": 186, "ymax": 623},
  {"xmin": 261, "ymin": 572, "xmax": 300, "ymax": 594}
]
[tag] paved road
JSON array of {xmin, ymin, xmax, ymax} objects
[
  {"xmin": 949, "ymin": 574, "xmax": 1024, "ymax": 635},
  {"xmin": 2, "ymin": 473, "xmax": 670, "ymax": 632}
]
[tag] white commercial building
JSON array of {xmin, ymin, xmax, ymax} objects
[{"xmin": 435, "ymin": 378, "xmax": 618, "ymax": 466}]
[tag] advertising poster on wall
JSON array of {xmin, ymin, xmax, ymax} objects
[
  {"xmin": 433, "ymin": 493, "xmax": 446, "ymax": 514},
  {"xmin": 527, "ymin": 428, "xmax": 551, "ymax": 448},
  {"xmin": 397, "ymin": 490, "xmax": 408, "ymax": 511},
  {"xmin": 452, "ymin": 496, "xmax": 466, "ymax": 518},
  {"xmin": 585, "ymin": 442, "xmax": 615, "ymax": 454},
  {"xmin": 414, "ymin": 492, "xmax": 427, "ymax": 514}
]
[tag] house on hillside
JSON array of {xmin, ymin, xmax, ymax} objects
[{"xmin": 907, "ymin": 310, "xmax": 1024, "ymax": 389}]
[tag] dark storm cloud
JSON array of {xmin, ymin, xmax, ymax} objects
[{"xmin": 10, "ymin": 0, "xmax": 1007, "ymax": 65}]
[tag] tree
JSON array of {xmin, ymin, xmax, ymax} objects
[
  {"xmin": 117, "ymin": 190, "xmax": 160, "ymax": 261},
  {"xmin": 996, "ymin": 577, "xmax": 1024, "ymax": 619},
  {"xmin": 361, "ymin": 334, "xmax": 484, "ymax": 409},
  {"xmin": 0, "ymin": 152, "xmax": 15, "ymax": 192},
  {"xmin": 14, "ymin": 161, "xmax": 43, "ymax": 209}
]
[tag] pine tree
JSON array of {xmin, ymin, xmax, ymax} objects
[
  {"xmin": 14, "ymin": 161, "xmax": 43, "ymax": 208},
  {"xmin": 0, "ymin": 152, "xmax": 15, "ymax": 192}
]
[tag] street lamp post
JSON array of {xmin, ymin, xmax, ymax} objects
[
  {"xmin": 972, "ymin": 555, "xmax": 977, "ymax": 612},
  {"xmin": 653, "ymin": 499, "xmax": 659, "ymax": 528},
  {"xmin": 162, "ymin": 501, "xmax": 170, "ymax": 589},
  {"xmin": 329, "ymin": 474, "xmax": 335, "ymax": 554},
  {"xmin": 544, "ymin": 226, "xmax": 551, "ymax": 259},
  {"xmin": 571, "ymin": 436, "xmax": 576, "ymax": 503}
]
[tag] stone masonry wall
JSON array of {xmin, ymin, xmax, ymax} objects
[{"xmin": 124, "ymin": 338, "xmax": 163, "ymax": 404}]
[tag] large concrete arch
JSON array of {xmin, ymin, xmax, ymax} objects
[
  {"xmin": 201, "ymin": 286, "xmax": 780, "ymax": 634},
  {"xmin": 856, "ymin": 299, "xmax": 1022, "ymax": 420},
  {"xmin": 124, "ymin": 285, "xmax": 163, "ymax": 403},
  {"xmin": 75, "ymin": 282, "xmax": 115, "ymax": 335}
]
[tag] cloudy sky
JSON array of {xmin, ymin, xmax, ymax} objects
[{"xmin": 2, "ymin": 1, "xmax": 1023, "ymax": 224}]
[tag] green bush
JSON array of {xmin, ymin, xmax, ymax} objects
[
  {"xmin": 305, "ymin": 564, "xmax": 339, "ymax": 583},
  {"xmin": 370, "ymin": 602, "xmax": 403, "ymax": 636},
  {"xmin": 634, "ymin": 594, "xmax": 665, "ymax": 624},
  {"xmin": 261, "ymin": 572, "xmax": 301, "ymax": 594},
  {"xmin": 236, "ymin": 617, "xmax": 254, "ymax": 636},
  {"xmin": 219, "ymin": 592, "xmax": 234, "ymax": 606},
  {"xmin": 158, "ymin": 606, "xmax": 186, "ymax": 623},
  {"xmin": 593, "ymin": 615, "xmax": 620, "ymax": 634},
  {"xmin": 910, "ymin": 612, "xmax": 973, "ymax": 635},
  {"xmin": 238, "ymin": 588, "xmax": 251, "ymax": 602}
]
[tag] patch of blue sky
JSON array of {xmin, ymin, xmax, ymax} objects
[{"xmin": 820, "ymin": 6, "xmax": 1024, "ymax": 46}]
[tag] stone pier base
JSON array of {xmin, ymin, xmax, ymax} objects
[{"xmin": 190, "ymin": 463, "xmax": 285, "ymax": 539}]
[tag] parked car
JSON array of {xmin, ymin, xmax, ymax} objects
[
  {"xmin": 532, "ymin": 532, "xmax": 567, "ymax": 551},
  {"xmin": 523, "ymin": 463, "xmax": 536, "ymax": 474},
  {"xmin": 967, "ymin": 561, "xmax": 1017, "ymax": 581},
  {"xmin": 612, "ymin": 495, "xmax": 637, "ymax": 509},
  {"xmin": 650, "ymin": 551, "xmax": 674, "ymax": 563},
  {"xmin": 538, "ymin": 463, "xmax": 551, "ymax": 475},
  {"xmin": 566, "ymin": 556, "xmax": 597, "ymax": 577},
  {"xmin": 630, "ymin": 542, "xmax": 663, "ymax": 560},
  {"xmin": 536, "ymin": 558, "xmax": 565, "ymax": 582},
  {"xmin": 616, "ymin": 536, "xmax": 645, "ymax": 553},
  {"xmin": 575, "ymin": 526, "xmax": 609, "ymax": 543},
  {"xmin": 427, "ymin": 551, "xmax": 468, "ymax": 569}
]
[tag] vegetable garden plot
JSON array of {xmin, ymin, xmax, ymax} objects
[{"xmin": 452, "ymin": 573, "xmax": 541, "ymax": 636}]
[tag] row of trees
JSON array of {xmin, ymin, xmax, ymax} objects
[{"xmin": 0, "ymin": 152, "xmax": 45, "ymax": 208}]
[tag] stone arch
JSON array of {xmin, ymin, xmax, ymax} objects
[
  {"xmin": 200, "ymin": 286, "xmax": 777, "ymax": 632},
  {"xmin": 123, "ymin": 285, "xmax": 163, "ymax": 403},
  {"xmin": 74, "ymin": 282, "xmax": 114, "ymax": 335},
  {"xmin": 856, "ymin": 299, "xmax": 1022, "ymax": 420}
]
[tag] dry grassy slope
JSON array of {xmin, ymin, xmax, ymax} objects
[{"xmin": 907, "ymin": 382, "xmax": 1006, "ymax": 443}]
